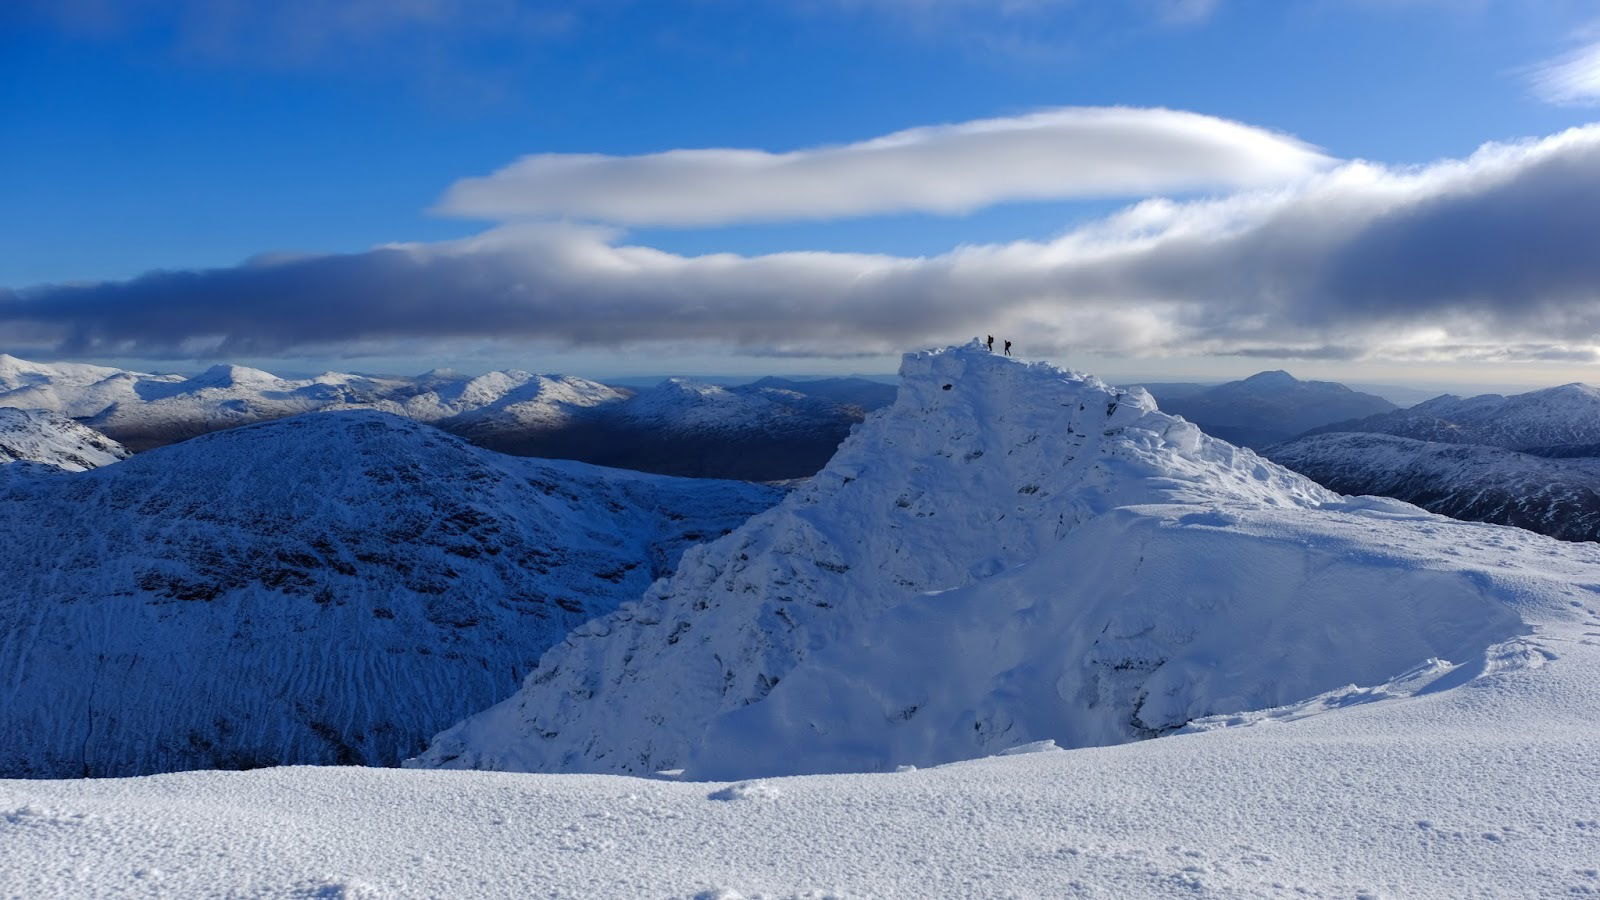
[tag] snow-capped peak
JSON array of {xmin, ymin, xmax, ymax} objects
[{"xmin": 412, "ymin": 342, "xmax": 1343, "ymax": 775}]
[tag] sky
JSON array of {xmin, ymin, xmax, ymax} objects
[{"xmin": 3, "ymin": 0, "xmax": 1600, "ymax": 386}]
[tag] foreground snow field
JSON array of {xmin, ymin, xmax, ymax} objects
[{"xmin": 4, "ymin": 622, "xmax": 1600, "ymax": 898}]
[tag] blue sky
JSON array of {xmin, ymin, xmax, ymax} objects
[{"xmin": 4, "ymin": 0, "xmax": 1600, "ymax": 384}]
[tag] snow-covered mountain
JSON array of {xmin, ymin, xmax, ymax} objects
[
  {"xmin": 1305, "ymin": 382, "xmax": 1600, "ymax": 454},
  {"xmin": 1137, "ymin": 370, "xmax": 1397, "ymax": 448},
  {"xmin": 0, "ymin": 411, "xmax": 780, "ymax": 778},
  {"xmin": 0, "ymin": 408, "xmax": 127, "ymax": 472},
  {"xmin": 0, "ymin": 354, "xmax": 879, "ymax": 478},
  {"xmin": 1266, "ymin": 431, "xmax": 1600, "ymax": 542},
  {"xmin": 412, "ymin": 343, "xmax": 1560, "ymax": 779}
]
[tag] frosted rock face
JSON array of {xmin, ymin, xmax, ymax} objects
[
  {"xmin": 416, "ymin": 342, "xmax": 1431, "ymax": 775},
  {"xmin": 0, "ymin": 411, "xmax": 780, "ymax": 777},
  {"xmin": 0, "ymin": 408, "xmax": 127, "ymax": 471}
]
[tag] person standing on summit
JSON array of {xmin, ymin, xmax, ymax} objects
[
  {"xmin": 986, "ymin": 335, "xmax": 995, "ymax": 352},
  {"xmin": 1004, "ymin": 340, "xmax": 1012, "ymax": 357}
]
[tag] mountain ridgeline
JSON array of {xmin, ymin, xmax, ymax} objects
[
  {"xmin": 1265, "ymin": 383, "xmax": 1600, "ymax": 542},
  {"xmin": 1134, "ymin": 370, "xmax": 1397, "ymax": 448},
  {"xmin": 0, "ymin": 412, "xmax": 780, "ymax": 777},
  {"xmin": 0, "ymin": 354, "xmax": 895, "ymax": 481},
  {"xmin": 412, "ymin": 344, "xmax": 1545, "ymax": 779}
]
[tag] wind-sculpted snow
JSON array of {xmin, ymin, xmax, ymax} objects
[
  {"xmin": 0, "ymin": 408, "xmax": 127, "ymax": 472},
  {"xmin": 0, "ymin": 411, "xmax": 779, "ymax": 777},
  {"xmin": 415, "ymin": 342, "xmax": 1388, "ymax": 775},
  {"xmin": 1306, "ymin": 382, "xmax": 1600, "ymax": 454},
  {"xmin": 1268, "ymin": 431, "xmax": 1600, "ymax": 542}
]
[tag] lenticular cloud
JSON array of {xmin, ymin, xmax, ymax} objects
[{"xmin": 435, "ymin": 107, "xmax": 1331, "ymax": 225}]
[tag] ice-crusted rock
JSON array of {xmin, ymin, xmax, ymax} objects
[
  {"xmin": 416, "ymin": 342, "xmax": 1455, "ymax": 775},
  {"xmin": 0, "ymin": 410, "xmax": 780, "ymax": 777},
  {"xmin": 0, "ymin": 408, "xmax": 128, "ymax": 472}
]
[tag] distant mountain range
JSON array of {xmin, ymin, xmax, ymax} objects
[
  {"xmin": 1298, "ymin": 383, "xmax": 1600, "ymax": 454},
  {"xmin": 1133, "ymin": 370, "xmax": 1398, "ymax": 448},
  {"xmin": 0, "ymin": 354, "xmax": 895, "ymax": 480},
  {"xmin": 1267, "ymin": 383, "xmax": 1600, "ymax": 543},
  {"xmin": 0, "ymin": 410, "xmax": 780, "ymax": 777},
  {"xmin": 1266, "ymin": 432, "xmax": 1600, "ymax": 542}
]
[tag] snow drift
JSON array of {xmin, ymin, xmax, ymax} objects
[
  {"xmin": 0, "ymin": 411, "xmax": 779, "ymax": 777},
  {"xmin": 412, "ymin": 343, "xmax": 1539, "ymax": 778}
]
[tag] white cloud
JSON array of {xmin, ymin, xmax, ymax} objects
[
  {"xmin": 1526, "ymin": 39, "xmax": 1600, "ymax": 106},
  {"xmin": 9, "ymin": 126, "xmax": 1600, "ymax": 366},
  {"xmin": 435, "ymin": 107, "xmax": 1332, "ymax": 226}
]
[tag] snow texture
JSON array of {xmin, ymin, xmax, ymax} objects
[
  {"xmin": 6, "ymin": 345, "xmax": 1600, "ymax": 897},
  {"xmin": 4, "ymin": 602, "xmax": 1600, "ymax": 897},
  {"xmin": 0, "ymin": 408, "xmax": 127, "ymax": 472},
  {"xmin": 1268, "ymin": 430, "xmax": 1600, "ymax": 542},
  {"xmin": 413, "ymin": 343, "xmax": 1555, "ymax": 778},
  {"xmin": 0, "ymin": 411, "xmax": 779, "ymax": 777}
]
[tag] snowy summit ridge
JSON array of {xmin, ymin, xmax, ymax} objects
[{"xmin": 408, "ymin": 342, "xmax": 1547, "ymax": 777}]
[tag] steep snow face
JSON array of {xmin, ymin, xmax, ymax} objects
[
  {"xmin": 0, "ymin": 411, "xmax": 780, "ymax": 777},
  {"xmin": 412, "ymin": 343, "xmax": 1352, "ymax": 776},
  {"xmin": 1144, "ymin": 370, "xmax": 1397, "ymax": 448},
  {"xmin": 0, "ymin": 408, "xmax": 127, "ymax": 472},
  {"xmin": 688, "ymin": 500, "xmax": 1534, "ymax": 778},
  {"xmin": 1307, "ymin": 382, "xmax": 1600, "ymax": 453},
  {"xmin": 1267, "ymin": 431, "xmax": 1600, "ymax": 542}
]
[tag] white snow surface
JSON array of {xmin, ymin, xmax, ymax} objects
[
  {"xmin": 411, "ymin": 343, "xmax": 1583, "ymax": 779},
  {"xmin": 7, "ymin": 345, "xmax": 1600, "ymax": 896},
  {"xmin": 4, "ymin": 609, "xmax": 1600, "ymax": 897},
  {"xmin": 0, "ymin": 408, "xmax": 128, "ymax": 471},
  {"xmin": 0, "ymin": 411, "xmax": 779, "ymax": 777}
]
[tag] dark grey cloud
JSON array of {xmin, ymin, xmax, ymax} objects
[{"xmin": 7, "ymin": 126, "xmax": 1600, "ymax": 363}]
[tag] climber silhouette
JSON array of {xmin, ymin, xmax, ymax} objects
[
  {"xmin": 1003, "ymin": 340, "xmax": 1012, "ymax": 357},
  {"xmin": 986, "ymin": 335, "xmax": 994, "ymax": 352}
]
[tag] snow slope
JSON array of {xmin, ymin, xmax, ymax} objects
[
  {"xmin": 3, "ymin": 576, "xmax": 1600, "ymax": 897},
  {"xmin": 413, "ymin": 343, "xmax": 1556, "ymax": 778},
  {"xmin": 0, "ymin": 411, "xmax": 779, "ymax": 777},
  {"xmin": 0, "ymin": 408, "xmax": 127, "ymax": 471},
  {"xmin": 1268, "ymin": 431, "xmax": 1600, "ymax": 542},
  {"xmin": 1144, "ymin": 370, "xmax": 1397, "ymax": 448},
  {"xmin": 1305, "ymin": 382, "xmax": 1600, "ymax": 453}
]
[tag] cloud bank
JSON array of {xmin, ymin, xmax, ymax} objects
[
  {"xmin": 6, "ymin": 126, "xmax": 1600, "ymax": 364},
  {"xmin": 437, "ymin": 108, "xmax": 1331, "ymax": 225}
]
